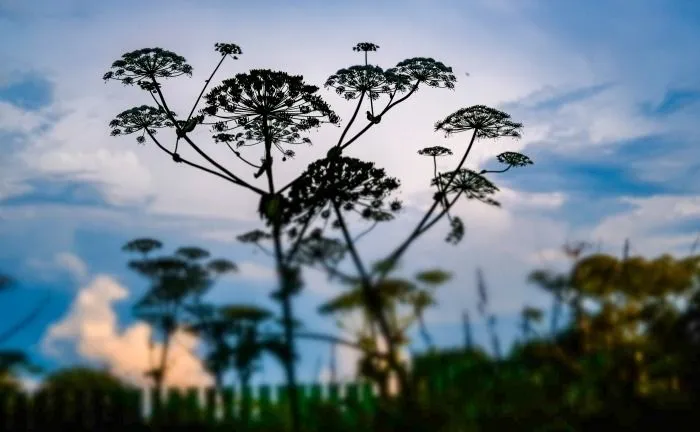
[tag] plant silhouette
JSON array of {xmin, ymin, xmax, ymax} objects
[
  {"xmin": 104, "ymin": 40, "xmax": 532, "ymax": 430},
  {"xmin": 122, "ymin": 238, "xmax": 237, "ymax": 393}
]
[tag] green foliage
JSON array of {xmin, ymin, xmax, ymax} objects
[
  {"xmin": 38, "ymin": 366, "xmax": 133, "ymax": 394},
  {"xmin": 415, "ymin": 269, "xmax": 451, "ymax": 285}
]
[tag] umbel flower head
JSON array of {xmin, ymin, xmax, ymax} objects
[
  {"xmin": 103, "ymin": 48, "xmax": 193, "ymax": 91},
  {"xmin": 293, "ymin": 231, "xmax": 347, "ymax": 268},
  {"xmin": 279, "ymin": 156, "xmax": 402, "ymax": 228},
  {"xmin": 109, "ymin": 105, "xmax": 175, "ymax": 144},
  {"xmin": 213, "ymin": 42, "xmax": 243, "ymax": 58},
  {"xmin": 435, "ymin": 105, "xmax": 522, "ymax": 139},
  {"xmin": 325, "ymin": 65, "xmax": 411, "ymax": 101},
  {"xmin": 417, "ymin": 146, "xmax": 453, "ymax": 157},
  {"xmin": 202, "ymin": 69, "xmax": 340, "ymax": 156},
  {"xmin": 353, "ymin": 42, "xmax": 380, "ymax": 53},
  {"xmin": 497, "ymin": 151, "xmax": 533, "ymax": 168},
  {"xmin": 387, "ymin": 57, "xmax": 457, "ymax": 89},
  {"xmin": 431, "ymin": 168, "xmax": 500, "ymax": 206}
]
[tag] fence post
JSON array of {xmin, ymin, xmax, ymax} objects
[
  {"xmin": 240, "ymin": 385, "xmax": 252, "ymax": 424},
  {"xmin": 204, "ymin": 387, "xmax": 217, "ymax": 424},
  {"xmin": 32, "ymin": 390, "xmax": 52, "ymax": 431},
  {"xmin": 328, "ymin": 382, "xmax": 340, "ymax": 407},
  {"xmin": 297, "ymin": 384, "xmax": 311, "ymax": 420},
  {"xmin": 73, "ymin": 389, "xmax": 89, "ymax": 430},
  {"xmin": 0, "ymin": 389, "xmax": 9, "ymax": 431},
  {"xmin": 221, "ymin": 386, "xmax": 235, "ymax": 423},
  {"xmin": 184, "ymin": 387, "xmax": 200, "ymax": 423},
  {"xmin": 150, "ymin": 387, "xmax": 162, "ymax": 424},
  {"xmin": 258, "ymin": 384, "xmax": 272, "ymax": 420},
  {"xmin": 308, "ymin": 383, "xmax": 322, "ymax": 407},
  {"xmin": 165, "ymin": 387, "xmax": 184, "ymax": 425},
  {"xmin": 360, "ymin": 382, "xmax": 376, "ymax": 415},
  {"xmin": 12, "ymin": 391, "xmax": 30, "ymax": 432}
]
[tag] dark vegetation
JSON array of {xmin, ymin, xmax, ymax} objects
[{"xmin": 4, "ymin": 243, "xmax": 700, "ymax": 430}]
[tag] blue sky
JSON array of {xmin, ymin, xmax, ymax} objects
[{"xmin": 1, "ymin": 0, "xmax": 699, "ymax": 390}]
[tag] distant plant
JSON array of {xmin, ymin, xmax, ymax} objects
[
  {"xmin": 317, "ymin": 268, "xmax": 449, "ymax": 396},
  {"xmin": 122, "ymin": 238, "xmax": 237, "ymax": 392},
  {"xmin": 185, "ymin": 303, "xmax": 275, "ymax": 389},
  {"xmin": 104, "ymin": 40, "xmax": 532, "ymax": 431}
]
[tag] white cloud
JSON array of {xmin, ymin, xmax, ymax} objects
[
  {"xmin": 3, "ymin": 0, "xmax": 600, "ymax": 221},
  {"xmin": 590, "ymin": 195, "xmax": 700, "ymax": 257},
  {"xmin": 41, "ymin": 274, "xmax": 212, "ymax": 388},
  {"xmin": 0, "ymin": 101, "xmax": 48, "ymax": 133}
]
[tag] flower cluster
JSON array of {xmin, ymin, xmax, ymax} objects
[
  {"xmin": 497, "ymin": 151, "xmax": 533, "ymax": 167},
  {"xmin": 103, "ymin": 48, "xmax": 193, "ymax": 91},
  {"xmin": 353, "ymin": 42, "xmax": 380, "ymax": 53},
  {"xmin": 277, "ymin": 156, "xmax": 402, "ymax": 229},
  {"xmin": 417, "ymin": 146, "xmax": 453, "ymax": 157},
  {"xmin": 431, "ymin": 168, "xmax": 500, "ymax": 206},
  {"xmin": 387, "ymin": 57, "xmax": 456, "ymax": 89},
  {"xmin": 202, "ymin": 70, "xmax": 339, "ymax": 156},
  {"xmin": 325, "ymin": 65, "xmax": 410, "ymax": 101},
  {"xmin": 435, "ymin": 105, "xmax": 522, "ymax": 139},
  {"xmin": 214, "ymin": 43, "xmax": 243, "ymax": 58},
  {"xmin": 292, "ymin": 229, "xmax": 347, "ymax": 267},
  {"xmin": 109, "ymin": 105, "xmax": 175, "ymax": 144}
]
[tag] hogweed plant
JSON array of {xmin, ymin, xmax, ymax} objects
[
  {"xmin": 122, "ymin": 238, "xmax": 237, "ymax": 394},
  {"xmin": 104, "ymin": 40, "xmax": 532, "ymax": 430}
]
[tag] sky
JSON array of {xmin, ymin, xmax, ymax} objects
[{"xmin": 1, "ymin": 0, "xmax": 700, "ymax": 393}]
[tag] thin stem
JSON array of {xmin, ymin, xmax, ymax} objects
[
  {"xmin": 318, "ymin": 261, "xmax": 358, "ymax": 285},
  {"xmin": 331, "ymin": 200, "xmax": 371, "ymax": 288},
  {"xmin": 284, "ymin": 211, "xmax": 320, "ymax": 267},
  {"xmin": 340, "ymin": 81, "xmax": 420, "ymax": 151},
  {"xmin": 417, "ymin": 313, "xmax": 434, "ymax": 349},
  {"xmin": 276, "ymin": 82, "xmax": 416, "ymax": 197},
  {"xmin": 432, "ymin": 155, "xmax": 450, "ymax": 211},
  {"xmin": 226, "ymin": 143, "xmax": 261, "ymax": 169},
  {"xmin": 150, "ymin": 79, "xmax": 265, "ymax": 196},
  {"xmin": 262, "ymin": 114, "xmax": 301, "ymax": 432},
  {"xmin": 254, "ymin": 243, "xmax": 273, "ymax": 257},
  {"xmin": 353, "ymin": 220, "xmax": 379, "ymax": 243},
  {"xmin": 373, "ymin": 130, "xmax": 478, "ymax": 285},
  {"xmin": 145, "ymin": 130, "xmax": 246, "ymax": 186},
  {"xmin": 418, "ymin": 190, "xmax": 464, "ymax": 236},
  {"xmin": 480, "ymin": 166, "xmax": 511, "ymax": 175},
  {"xmin": 336, "ymin": 91, "xmax": 366, "ymax": 148},
  {"xmin": 331, "ymin": 199, "xmax": 411, "ymax": 395},
  {"xmin": 186, "ymin": 54, "xmax": 227, "ymax": 122}
]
